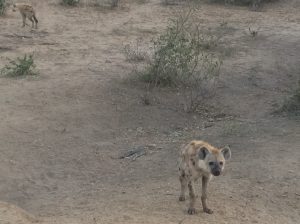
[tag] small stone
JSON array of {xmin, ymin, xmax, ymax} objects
[
  {"xmin": 204, "ymin": 122, "xmax": 214, "ymax": 128},
  {"xmin": 146, "ymin": 144, "xmax": 156, "ymax": 150}
]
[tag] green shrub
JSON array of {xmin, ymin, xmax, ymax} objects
[
  {"xmin": 86, "ymin": 0, "xmax": 119, "ymax": 8},
  {"xmin": 213, "ymin": 0, "xmax": 278, "ymax": 10},
  {"xmin": 0, "ymin": 0, "xmax": 7, "ymax": 16},
  {"xmin": 138, "ymin": 11, "xmax": 222, "ymax": 112},
  {"xmin": 61, "ymin": 0, "xmax": 80, "ymax": 6},
  {"xmin": 1, "ymin": 54, "xmax": 37, "ymax": 77},
  {"xmin": 279, "ymin": 82, "xmax": 300, "ymax": 115},
  {"xmin": 110, "ymin": 0, "xmax": 119, "ymax": 8},
  {"xmin": 224, "ymin": 0, "xmax": 258, "ymax": 4},
  {"xmin": 123, "ymin": 39, "xmax": 147, "ymax": 62}
]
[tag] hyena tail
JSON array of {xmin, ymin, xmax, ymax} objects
[{"xmin": 33, "ymin": 15, "xmax": 38, "ymax": 24}]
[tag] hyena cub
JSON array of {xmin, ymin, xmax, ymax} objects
[
  {"xmin": 13, "ymin": 3, "xmax": 38, "ymax": 29},
  {"xmin": 178, "ymin": 140, "xmax": 231, "ymax": 214}
]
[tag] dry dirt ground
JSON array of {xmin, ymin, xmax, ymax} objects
[{"xmin": 0, "ymin": 0, "xmax": 299, "ymax": 223}]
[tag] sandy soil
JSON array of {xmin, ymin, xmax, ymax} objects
[{"xmin": 0, "ymin": 0, "xmax": 299, "ymax": 223}]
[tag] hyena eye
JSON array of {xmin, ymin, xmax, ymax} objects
[
  {"xmin": 209, "ymin": 162, "xmax": 214, "ymax": 166},
  {"xmin": 219, "ymin": 161, "xmax": 224, "ymax": 166}
]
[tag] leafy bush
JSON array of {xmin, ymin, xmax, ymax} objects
[
  {"xmin": 123, "ymin": 39, "xmax": 147, "ymax": 62},
  {"xmin": 1, "ymin": 54, "xmax": 37, "ymax": 77},
  {"xmin": 88, "ymin": 0, "xmax": 119, "ymax": 8},
  {"xmin": 0, "ymin": 0, "xmax": 7, "ymax": 16},
  {"xmin": 278, "ymin": 82, "xmax": 300, "ymax": 115},
  {"xmin": 110, "ymin": 0, "xmax": 119, "ymax": 8},
  {"xmin": 138, "ymin": 11, "xmax": 222, "ymax": 112},
  {"xmin": 61, "ymin": 0, "xmax": 80, "ymax": 6},
  {"xmin": 213, "ymin": 0, "xmax": 278, "ymax": 10}
]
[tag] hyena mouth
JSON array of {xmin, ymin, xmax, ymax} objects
[{"xmin": 212, "ymin": 170, "xmax": 221, "ymax": 176}]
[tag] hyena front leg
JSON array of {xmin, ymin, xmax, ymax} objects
[
  {"xmin": 28, "ymin": 16, "xmax": 34, "ymax": 28},
  {"xmin": 179, "ymin": 172, "xmax": 187, "ymax": 201},
  {"xmin": 21, "ymin": 14, "xmax": 26, "ymax": 27},
  {"xmin": 187, "ymin": 181, "xmax": 196, "ymax": 214},
  {"xmin": 201, "ymin": 176, "xmax": 213, "ymax": 214}
]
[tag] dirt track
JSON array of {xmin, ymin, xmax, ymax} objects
[{"xmin": 0, "ymin": 0, "xmax": 299, "ymax": 223}]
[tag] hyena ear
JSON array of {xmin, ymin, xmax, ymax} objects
[
  {"xmin": 198, "ymin": 147, "xmax": 209, "ymax": 160},
  {"xmin": 221, "ymin": 145, "xmax": 231, "ymax": 160}
]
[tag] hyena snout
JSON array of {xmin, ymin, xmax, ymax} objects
[
  {"xmin": 212, "ymin": 170, "xmax": 221, "ymax": 176},
  {"xmin": 209, "ymin": 162, "xmax": 222, "ymax": 176}
]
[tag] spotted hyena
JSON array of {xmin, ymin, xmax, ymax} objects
[
  {"xmin": 12, "ymin": 3, "xmax": 38, "ymax": 29},
  {"xmin": 178, "ymin": 140, "xmax": 231, "ymax": 214}
]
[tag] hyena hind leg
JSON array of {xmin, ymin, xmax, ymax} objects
[
  {"xmin": 21, "ymin": 14, "xmax": 26, "ymax": 27},
  {"xmin": 33, "ymin": 15, "xmax": 38, "ymax": 29},
  {"xmin": 28, "ymin": 16, "xmax": 34, "ymax": 28},
  {"xmin": 179, "ymin": 172, "xmax": 187, "ymax": 201}
]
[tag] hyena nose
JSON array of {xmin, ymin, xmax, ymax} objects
[{"xmin": 213, "ymin": 170, "xmax": 221, "ymax": 176}]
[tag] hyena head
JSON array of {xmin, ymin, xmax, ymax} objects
[
  {"xmin": 198, "ymin": 146, "xmax": 231, "ymax": 176},
  {"xmin": 12, "ymin": 4, "xmax": 17, "ymax": 12}
]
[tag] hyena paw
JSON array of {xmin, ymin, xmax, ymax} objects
[
  {"xmin": 179, "ymin": 195, "xmax": 185, "ymax": 201},
  {"xmin": 203, "ymin": 207, "xmax": 213, "ymax": 214},
  {"xmin": 187, "ymin": 207, "xmax": 196, "ymax": 215}
]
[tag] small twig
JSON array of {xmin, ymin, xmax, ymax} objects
[
  {"xmin": 0, "ymin": 46, "xmax": 13, "ymax": 51},
  {"xmin": 119, "ymin": 147, "xmax": 146, "ymax": 160},
  {"xmin": 12, "ymin": 33, "xmax": 32, "ymax": 39},
  {"xmin": 39, "ymin": 42, "xmax": 57, "ymax": 46}
]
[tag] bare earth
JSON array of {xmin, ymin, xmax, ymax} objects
[{"xmin": 0, "ymin": 0, "xmax": 299, "ymax": 223}]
